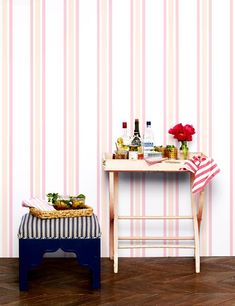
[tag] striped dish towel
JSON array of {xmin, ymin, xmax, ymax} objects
[
  {"xmin": 22, "ymin": 197, "xmax": 56, "ymax": 211},
  {"xmin": 180, "ymin": 155, "xmax": 220, "ymax": 194}
]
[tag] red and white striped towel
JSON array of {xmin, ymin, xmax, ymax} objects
[{"xmin": 180, "ymin": 155, "xmax": 220, "ymax": 194}]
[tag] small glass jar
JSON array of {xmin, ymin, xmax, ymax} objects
[
  {"xmin": 165, "ymin": 146, "xmax": 178, "ymax": 159},
  {"xmin": 168, "ymin": 148, "xmax": 178, "ymax": 159}
]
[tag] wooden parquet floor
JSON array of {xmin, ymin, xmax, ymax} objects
[{"xmin": 0, "ymin": 257, "xmax": 235, "ymax": 305}]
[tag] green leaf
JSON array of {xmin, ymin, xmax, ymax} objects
[{"xmin": 77, "ymin": 194, "xmax": 86, "ymax": 199}]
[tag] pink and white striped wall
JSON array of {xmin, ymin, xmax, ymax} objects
[{"xmin": 0, "ymin": 0, "xmax": 234, "ymax": 258}]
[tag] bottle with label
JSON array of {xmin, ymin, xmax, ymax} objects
[
  {"xmin": 117, "ymin": 122, "xmax": 130, "ymax": 151},
  {"xmin": 143, "ymin": 121, "xmax": 155, "ymax": 158},
  {"xmin": 129, "ymin": 119, "xmax": 143, "ymax": 160},
  {"xmin": 121, "ymin": 122, "xmax": 130, "ymax": 150}
]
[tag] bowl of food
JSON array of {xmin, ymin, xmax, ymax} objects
[{"xmin": 47, "ymin": 193, "xmax": 86, "ymax": 210}]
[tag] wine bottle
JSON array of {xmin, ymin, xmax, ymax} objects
[
  {"xmin": 121, "ymin": 122, "xmax": 130, "ymax": 150},
  {"xmin": 129, "ymin": 119, "xmax": 143, "ymax": 159},
  {"xmin": 117, "ymin": 122, "xmax": 130, "ymax": 151}
]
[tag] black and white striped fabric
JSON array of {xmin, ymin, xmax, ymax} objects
[{"xmin": 18, "ymin": 213, "xmax": 101, "ymax": 239}]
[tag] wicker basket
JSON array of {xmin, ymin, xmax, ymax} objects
[{"xmin": 30, "ymin": 205, "xmax": 93, "ymax": 219}]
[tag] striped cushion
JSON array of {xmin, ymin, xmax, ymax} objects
[{"xmin": 18, "ymin": 213, "xmax": 101, "ymax": 239}]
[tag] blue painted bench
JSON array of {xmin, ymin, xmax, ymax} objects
[{"xmin": 18, "ymin": 213, "xmax": 101, "ymax": 290}]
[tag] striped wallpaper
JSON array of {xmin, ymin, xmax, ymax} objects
[{"xmin": 0, "ymin": 0, "xmax": 234, "ymax": 258}]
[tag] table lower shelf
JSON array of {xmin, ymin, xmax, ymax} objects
[
  {"xmin": 118, "ymin": 236, "xmax": 196, "ymax": 249},
  {"xmin": 118, "ymin": 243, "xmax": 195, "ymax": 249},
  {"xmin": 119, "ymin": 236, "xmax": 195, "ymax": 240},
  {"xmin": 118, "ymin": 215, "xmax": 194, "ymax": 220}
]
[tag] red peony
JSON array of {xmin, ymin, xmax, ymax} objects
[{"xmin": 168, "ymin": 123, "xmax": 195, "ymax": 142}]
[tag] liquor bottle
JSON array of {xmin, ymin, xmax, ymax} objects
[
  {"xmin": 143, "ymin": 121, "xmax": 155, "ymax": 157},
  {"xmin": 129, "ymin": 119, "xmax": 143, "ymax": 160},
  {"xmin": 117, "ymin": 122, "xmax": 130, "ymax": 152},
  {"xmin": 121, "ymin": 122, "xmax": 130, "ymax": 150}
]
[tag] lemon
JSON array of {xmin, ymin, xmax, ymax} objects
[{"xmin": 117, "ymin": 137, "xmax": 124, "ymax": 145}]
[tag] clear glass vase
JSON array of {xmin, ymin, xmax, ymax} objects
[{"xmin": 179, "ymin": 141, "xmax": 189, "ymax": 160}]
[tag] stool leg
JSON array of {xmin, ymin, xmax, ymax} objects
[
  {"xmin": 19, "ymin": 259, "xmax": 29, "ymax": 291},
  {"xmin": 90, "ymin": 255, "xmax": 101, "ymax": 289},
  {"xmin": 19, "ymin": 239, "xmax": 58, "ymax": 290},
  {"xmin": 61, "ymin": 239, "xmax": 101, "ymax": 289},
  {"xmin": 83, "ymin": 239, "xmax": 100, "ymax": 289},
  {"xmin": 19, "ymin": 240, "xmax": 30, "ymax": 291}
]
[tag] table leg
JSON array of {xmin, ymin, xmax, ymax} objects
[
  {"xmin": 113, "ymin": 172, "xmax": 119, "ymax": 273},
  {"xmin": 109, "ymin": 172, "xmax": 119, "ymax": 272},
  {"xmin": 109, "ymin": 172, "xmax": 114, "ymax": 260},
  {"xmin": 197, "ymin": 190, "xmax": 204, "ymax": 234},
  {"xmin": 190, "ymin": 174, "xmax": 200, "ymax": 273}
]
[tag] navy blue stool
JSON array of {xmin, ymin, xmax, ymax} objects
[{"xmin": 18, "ymin": 213, "xmax": 101, "ymax": 290}]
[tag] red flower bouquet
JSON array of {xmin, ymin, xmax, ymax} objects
[
  {"xmin": 168, "ymin": 123, "xmax": 195, "ymax": 142},
  {"xmin": 168, "ymin": 123, "xmax": 195, "ymax": 159}
]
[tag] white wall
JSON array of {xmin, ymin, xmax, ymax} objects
[{"xmin": 0, "ymin": 0, "xmax": 234, "ymax": 257}]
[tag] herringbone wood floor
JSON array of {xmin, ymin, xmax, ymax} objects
[{"xmin": 0, "ymin": 257, "xmax": 235, "ymax": 305}]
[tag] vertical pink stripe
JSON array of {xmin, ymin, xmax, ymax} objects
[
  {"xmin": 141, "ymin": 173, "xmax": 146, "ymax": 256},
  {"xmin": 67, "ymin": 0, "xmax": 75, "ymax": 194},
  {"xmin": 76, "ymin": 0, "xmax": 79, "ymax": 193},
  {"xmin": 42, "ymin": 0, "xmax": 46, "ymax": 199},
  {"xmin": 134, "ymin": 178, "xmax": 141, "ymax": 257},
  {"xmin": 166, "ymin": 0, "xmax": 175, "ymax": 254},
  {"xmin": 63, "ymin": 0, "xmax": 67, "ymax": 195},
  {"xmin": 97, "ymin": 0, "xmax": 100, "ymax": 218},
  {"xmin": 142, "ymin": 0, "xmax": 146, "ymax": 133},
  {"xmin": 34, "ymin": 0, "xmax": 41, "ymax": 197},
  {"xmin": 2, "ymin": 0, "xmax": 9, "ymax": 255},
  {"xmin": 208, "ymin": 0, "xmax": 212, "ymax": 159},
  {"xmin": 167, "ymin": 0, "xmax": 174, "ymax": 128},
  {"xmin": 30, "ymin": 1, "xmax": 34, "ymax": 198},
  {"xmin": 163, "ymin": 0, "xmax": 167, "ymax": 256},
  {"xmin": 201, "ymin": 0, "xmax": 208, "ymax": 156},
  {"xmin": 208, "ymin": 190, "xmax": 212, "ymax": 255},
  {"xmin": 208, "ymin": 0, "xmax": 212, "ymax": 256},
  {"xmin": 108, "ymin": 0, "xmax": 112, "ymax": 153},
  {"xmin": 130, "ymin": 173, "xmax": 134, "ymax": 257},
  {"xmin": 201, "ymin": 0, "xmax": 208, "ymax": 255},
  {"xmin": 142, "ymin": 0, "xmax": 146, "ymax": 256},
  {"xmin": 163, "ymin": 0, "xmax": 167, "ymax": 145},
  {"xmin": 175, "ymin": 0, "xmax": 179, "ymax": 123},
  {"xmin": 130, "ymin": 0, "xmax": 134, "ymax": 257},
  {"xmin": 163, "ymin": 174, "xmax": 167, "ymax": 256},
  {"xmin": 175, "ymin": 0, "xmax": 179, "ymax": 256},
  {"xmin": 197, "ymin": 0, "xmax": 200, "ymax": 152},
  {"xmin": 230, "ymin": 0, "xmax": 234, "ymax": 256},
  {"xmin": 9, "ymin": 0, "xmax": 13, "ymax": 256},
  {"xmin": 175, "ymin": 174, "xmax": 179, "ymax": 256},
  {"xmin": 130, "ymin": 0, "xmax": 134, "ymax": 130}
]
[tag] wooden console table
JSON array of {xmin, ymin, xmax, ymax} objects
[{"xmin": 103, "ymin": 158, "xmax": 205, "ymax": 274}]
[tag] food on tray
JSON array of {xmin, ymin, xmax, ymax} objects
[
  {"xmin": 54, "ymin": 200, "xmax": 71, "ymax": 210},
  {"xmin": 47, "ymin": 193, "xmax": 87, "ymax": 210}
]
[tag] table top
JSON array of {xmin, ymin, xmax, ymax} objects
[{"xmin": 103, "ymin": 158, "xmax": 189, "ymax": 173}]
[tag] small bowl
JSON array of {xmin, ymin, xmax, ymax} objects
[{"xmin": 71, "ymin": 198, "xmax": 86, "ymax": 209}]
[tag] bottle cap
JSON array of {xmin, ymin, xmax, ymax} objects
[{"xmin": 122, "ymin": 122, "xmax": 127, "ymax": 128}]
